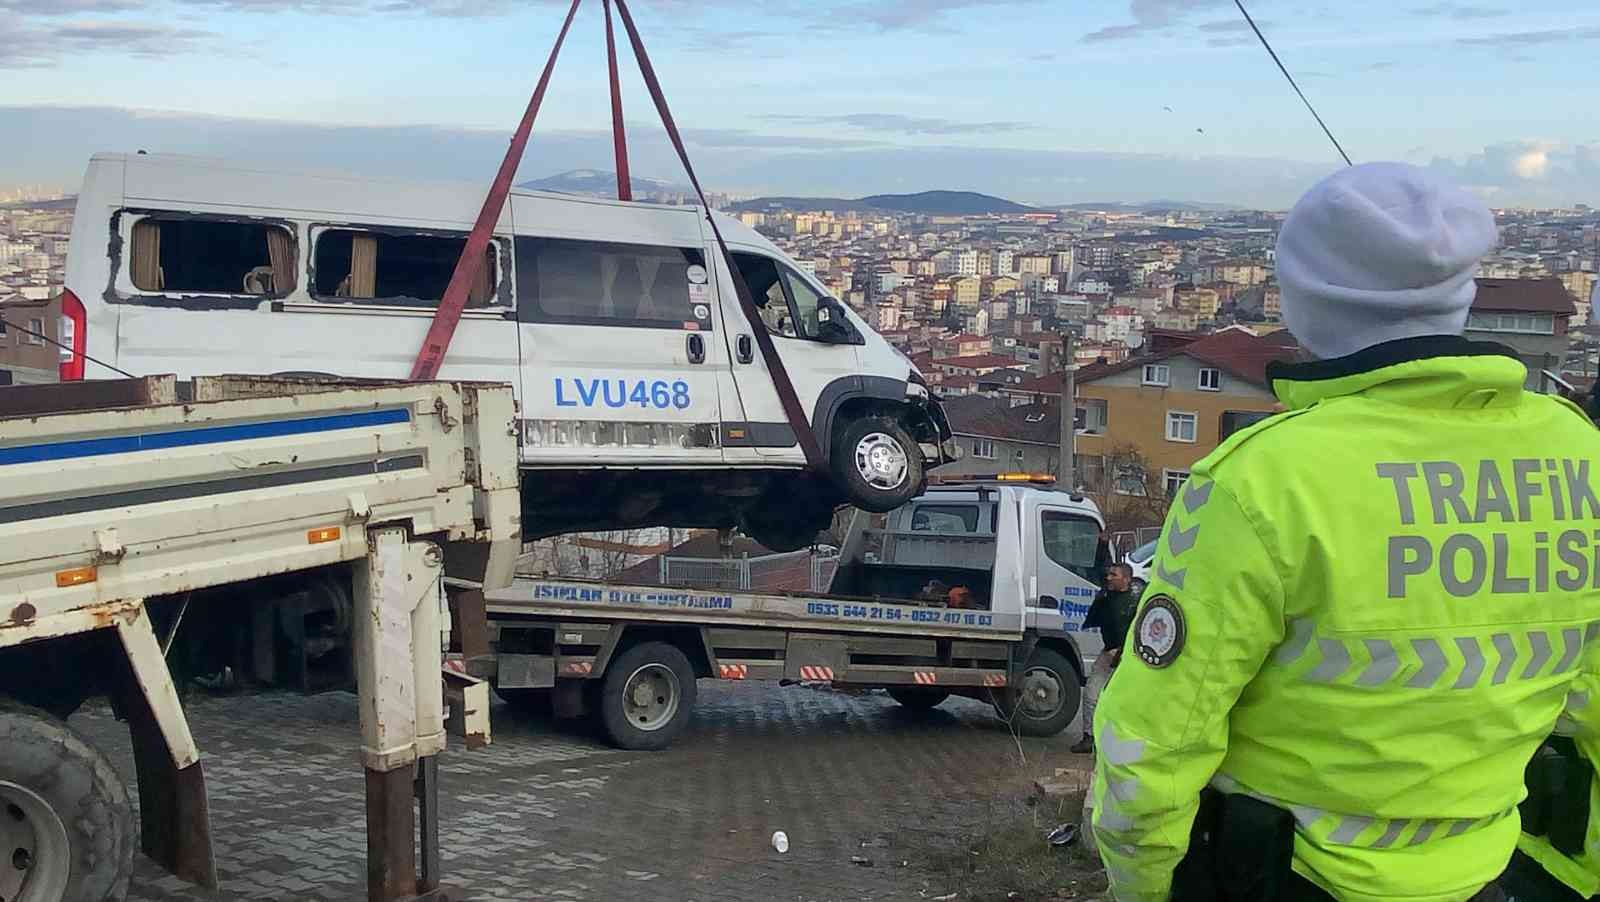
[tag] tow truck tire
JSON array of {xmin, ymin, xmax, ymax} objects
[
  {"xmin": 0, "ymin": 701, "xmax": 134, "ymax": 902},
  {"xmin": 598, "ymin": 643, "xmax": 697, "ymax": 751},
  {"xmin": 834, "ymin": 416, "xmax": 924, "ymax": 514},
  {"xmin": 993, "ymin": 647, "xmax": 1081, "ymax": 738},
  {"xmin": 887, "ymin": 687, "xmax": 950, "ymax": 711}
]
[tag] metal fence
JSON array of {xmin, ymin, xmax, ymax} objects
[
  {"xmin": 658, "ymin": 550, "xmax": 837, "ymax": 592},
  {"xmin": 1109, "ymin": 527, "xmax": 1163, "ymax": 560}
]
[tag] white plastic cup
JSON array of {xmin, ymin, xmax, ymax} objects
[{"xmin": 772, "ymin": 830, "xmax": 789, "ymax": 854}]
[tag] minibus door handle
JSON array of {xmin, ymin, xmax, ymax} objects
[
  {"xmin": 735, "ymin": 334, "xmax": 754, "ymax": 364},
  {"xmin": 687, "ymin": 333, "xmax": 706, "ymax": 365}
]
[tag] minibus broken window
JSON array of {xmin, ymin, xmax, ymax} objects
[
  {"xmin": 129, "ymin": 216, "xmax": 296, "ymax": 296},
  {"xmin": 311, "ymin": 229, "xmax": 497, "ymax": 308}
]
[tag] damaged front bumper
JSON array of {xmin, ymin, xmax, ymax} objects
[{"xmin": 907, "ymin": 379, "xmax": 960, "ymax": 467}]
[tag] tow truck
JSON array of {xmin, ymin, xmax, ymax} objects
[
  {"xmin": 0, "ymin": 375, "xmax": 520, "ymax": 902},
  {"xmin": 480, "ymin": 474, "xmax": 1106, "ymax": 749}
]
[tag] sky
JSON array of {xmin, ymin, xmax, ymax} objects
[{"xmin": 2, "ymin": 0, "xmax": 1597, "ymax": 208}]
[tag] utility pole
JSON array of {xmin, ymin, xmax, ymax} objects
[{"xmin": 1059, "ymin": 329, "xmax": 1075, "ymax": 490}]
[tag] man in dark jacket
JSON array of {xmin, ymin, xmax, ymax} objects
[{"xmin": 1072, "ymin": 562, "xmax": 1140, "ymax": 754}]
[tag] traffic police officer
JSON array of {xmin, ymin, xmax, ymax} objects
[{"xmin": 1090, "ymin": 162, "xmax": 1600, "ymax": 901}]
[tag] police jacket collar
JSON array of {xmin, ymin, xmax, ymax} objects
[{"xmin": 1266, "ymin": 334, "xmax": 1528, "ymax": 411}]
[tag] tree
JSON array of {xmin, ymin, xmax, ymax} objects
[{"xmin": 1080, "ymin": 442, "xmax": 1173, "ymax": 542}]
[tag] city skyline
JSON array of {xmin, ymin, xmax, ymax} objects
[{"xmin": 3, "ymin": 1, "xmax": 1599, "ymax": 207}]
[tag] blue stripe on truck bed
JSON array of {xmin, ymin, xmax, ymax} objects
[{"xmin": 0, "ymin": 407, "xmax": 413, "ymax": 466}]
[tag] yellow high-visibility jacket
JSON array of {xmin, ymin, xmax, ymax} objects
[{"xmin": 1091, "ymin": 337, "xmax": 1600, "ymax": 901}]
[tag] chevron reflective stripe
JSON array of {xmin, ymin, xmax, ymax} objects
[
  {"xmin": 1167, "ymin": 521, "xmax": 1199, "ymax": 556},
  {"xmin": 1524, "ymin": 631, "xmax": 1554, "ymax": 678},
  {"xmin": 912, "ymin": 671, "xmax": 938, "ymax": 685},
  {"xmin": 1453, "ymin": 637, "xmax": 1485, "ymax": 689},
  {"xmin": 1155, "ymin": 561, "xmax": 1187, "ymax": 590},
  {"xmin": 1209, "ymin": 773, "xmax": 1516, "ymax": 849},
  {"xmin": 718, "ymin": 663, "xmax": 748, "ymax": 680},
  {"xmin": 1296, "ymin": 626, "xmax": 1593, "ymax": 690},
  {"xmin": 1554, "ymin": 627, "xmax": 1584, "ymax": 674},
  {"xmin": 562, "ymin": 661, "xmax": 593, "ymax": 675},
  {"xmin": 798, "ymin": 665, "xmax": 834, "ymax": 681},
  {"xmin": 1275, "ymin": 618, "xmax": 1316, "ymax": 666},
  {"xmin": 1357, "ymin": 638, "xmax": 1400, "ymax": 686},
  {"xmin": 1492, "ymin": 633, "xmax": 1516, "ymax": 685},
  {"xmin": 1306, "ymin": 638, "xmax": 1351, "ymax": 683},
  {"xmin": 1182, "ymin": 479, "xmax": 1214, "ymax": 513},
  {"xmin": 1097, "ymin": 722, "xmax": 1147, "ymax": 766},
  {"xmin": 1407, "ymin": 638, "xmax": 1447, "ymax": 689},
  {"xmin": 981, "ymin": 673, "xmax": 1007, "ymax": 687}
]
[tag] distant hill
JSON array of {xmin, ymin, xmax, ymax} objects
[
  {"xmin": 517, "ymin": 170, "xmax": 692, "ymax": 201},
  {"xmin": 0, "ymin": 197, "xmax": 75, "ymax": 211},
  {"xmin": 730, "ymin": 190, "xmax": 1033, "ymax": 216},
  {"xmin": 1056, "ymin": 199, "xmax": 1237, "ymax": 213}
]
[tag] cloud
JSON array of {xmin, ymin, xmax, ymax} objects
[
  {"xmin": 836, "ymin": 0, "xmax": 1048, "ymax": 32},
  {"xmin": 1412, "ymin": 3, "xmax": 1507, "ymax": 18},
  {"xmin": 762, "ymin": 113, "xmax": 1029, "ymax": 136},
  {"xmin": 1082, "ymin": 0, "xmax": 1221, "ymax": 43},
  {"xmin": 1457, "ymin": 25, "xmax": 1600, "ymax": 46},
  {"xmin": 4, "ymin": 106, "xmax": 1595, "ymax": 210},
  {"xmin": 0, "ymin": 0, "xmax": 142, "ymax": 12},
  {"xmin": 47, "ymin": 20, "xmax": 217, "ymax": 56},
  {"xmin": 1428, "ymin": 140, "xmax": 1600, "ymax": 205}
]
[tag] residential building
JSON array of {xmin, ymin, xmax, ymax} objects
[
  {"xmin": 1467, "ymin": 278, "xmax": 1575, "ymax": 390},
  {"xmin": 982, "ymin": 275, "xmax": 1019, "ymax": 299},
  {"xmin": 1560, "ymin": 271, "xmax": 1596, "ymax": 326},
  {"xmin": 993, "ymin": 249, "xmax": 1014, "ymax": 274},
  {"xmin": 940, "ymin": 397, "xmax": 1061, "ymax": 477},
  {"xmin": 1263, "ymin": 284, "xmax": 1282, "ymax": 320},
  {"xmin": 957, "ymin": 250, "xmax": 980, "ymax": 276},
  {"xmin": 0, "ymin": 293, "xmax": 61, "ymax": 385},
  {"xmin": 1016, "ymin": 254, "xmax": 1053, "ymax": 276},
  {"xmin": 933, "ymin": 353, "xmax": 1023, "ymax": 378},
  {"xmin": 1071, "ymin": 329, "xmax": 1298, "ymax": 498},
  {"xmin": 952, "ymin": 276, "xmax": 982, "ymax": 310}
]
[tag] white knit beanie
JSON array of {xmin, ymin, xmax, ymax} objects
[{"xmin": 1275, "ymin": 162, "xmax": 1499, "ymax": 360}]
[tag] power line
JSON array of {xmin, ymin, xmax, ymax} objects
[
  {"xmin": 1233, "ymin": 0, "xmax": 1353, "ymax": 167},
  {"xmin": 0, "ymin": 316, "xmax": 136, "ymax": 379}
]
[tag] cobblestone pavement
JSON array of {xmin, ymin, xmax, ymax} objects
[{"xmin": 69, "ymin": 682, "xmax": 1086, "ymax": 901}]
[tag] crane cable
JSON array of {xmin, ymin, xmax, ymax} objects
[{"xmin": 1233, "ymin": 0, "xmax": 1353, "ymax": 166}]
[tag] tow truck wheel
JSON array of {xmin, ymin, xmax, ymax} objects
[
  {"xmin": 0, "ymin": 702, "xmax": 134, "ymax": 902},
  {"xmin": 887, "ymin": 687, "xmax": 950, "ymax": 711},
  {"xmin": 834, "ymin": 417, "xmax": 924, "ymax": 514},
  {"xmin": 598, "ymin": 643, "xmax": 697, "ymax": 751},
  {"xmin": 993, "ymin": 648, "xmax": 1081, "ymax": 738}
]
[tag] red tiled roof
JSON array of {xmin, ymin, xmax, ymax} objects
[
  {"xmin": 933, "ymin": 353, "xmax": 1022, "ymax": 369},
  {"xmin": 1077, "ymin": 328, "xmax": 1300, "ymax": 389},
  {"xmin": 1473, "ymin": 278, "xmax": 1576, "ymax": 315}
]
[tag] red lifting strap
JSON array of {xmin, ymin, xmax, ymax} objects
[
  {"xmin": 407, "ymin": 0, "xmax": 581, "ymax": 381},
  {"xmin": 612, "ymin": 0, "xmax": 825, "ymax": 469},
  {"xmin": 408, "ymin": 0, "xmax": 826, "ymax": 472},
  {"xmin": 602, "ymin": 0, "xmax": 632, "ymax": 202}
]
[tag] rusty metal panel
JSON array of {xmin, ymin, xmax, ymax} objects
[
  {"xmin": 0, "ymin": 374, "xmax": 176, "ymax": 418},
  {"xmin": 443, "ymin": 671, "xmax": 492, "ymax": 750},
  {"xmin": 555, "ymin": 623, "xmax": 615, "ymax": 646},
  {"xmin": 365, "ymin": 766, "xmax": 416, "ymax": 902},
  {"xmin": 705, "ymin": 626, "xmax": 788, "ymax": 650},
  {"xmin": 785, "ymin": 636, "xmax": 847, "ymax": 680},
  {"xmin": 496, "ymin": 653, "xmax": 555, "ymax": 689},
  {"xmin": 950, "ymin": 641, "xmax": 1011, "ymax": 661},
  {"xmin": 845, "ymin": 635, "xmax": 936, "ymax": 657}
]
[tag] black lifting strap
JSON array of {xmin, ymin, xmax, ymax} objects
[{"xmin": 612, "ymin": 0, "xmax": 826, "ymax": 471}]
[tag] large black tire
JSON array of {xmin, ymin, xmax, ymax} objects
[
  {"xmin": 0, "ymin": 701, "xmax": 134, "ymax": 902},
  {"xmin": 832, "ymin": 416, "xmax": 924, "ymax": 514},
  {"xmin": 993, "ymin": 647, "xmax": 1081, "ymax": 738},
  {"xmin": 598, "ymin": 642, "xmax": 697, "ymax": 751},
  {"xmin": 888, "ymin": 687, "xmax": 951, "ymax": 711}
]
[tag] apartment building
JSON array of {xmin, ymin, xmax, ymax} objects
[{"xmin": 1072, "ymin": 328, "xmax": 1298, "ymax": 497}]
